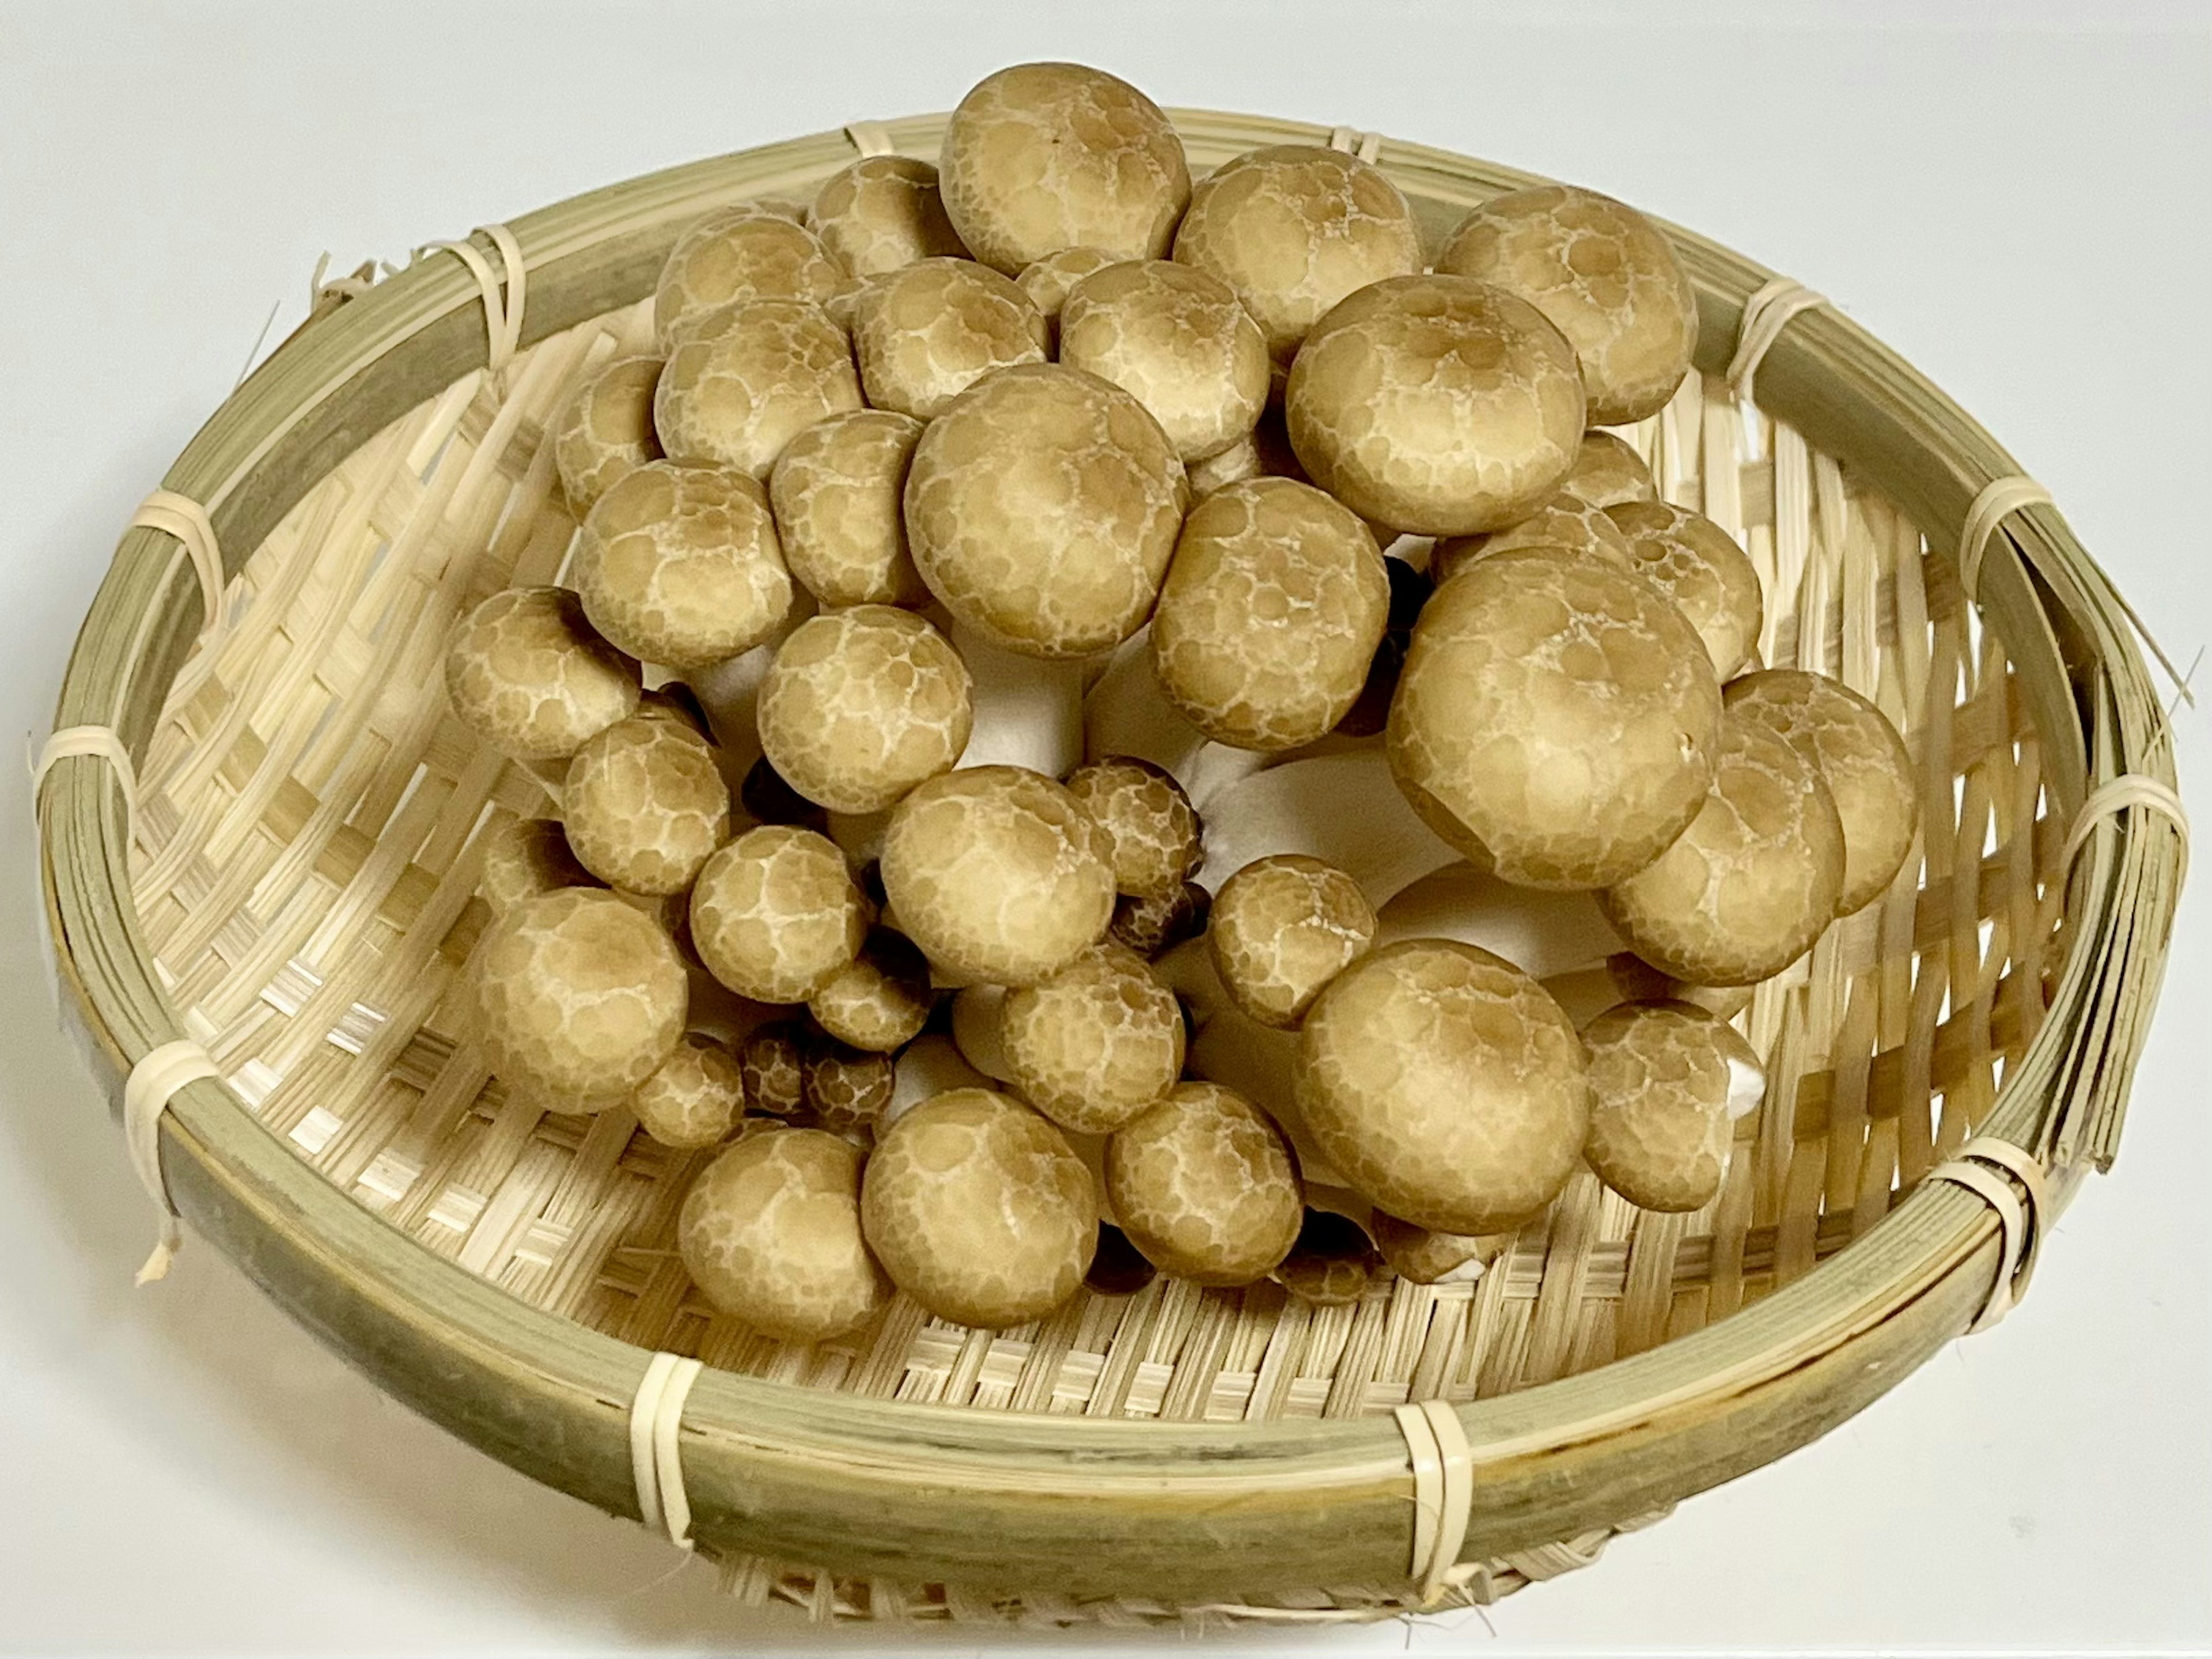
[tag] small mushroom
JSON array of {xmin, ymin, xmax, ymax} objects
[
  {"xmin": 1193, "ymin": 749, "xmax": 1459, "ymax": 911},
  {"xmin": 1000, "ymin": 943, "xmax": 1185, "ymax": 1134},
  {"xmin": 1604, "ymin": 501, "xmax": 1766, "ymax": 680},
  {"xmin": 690, "ymin": 824, "xmax": 870, "ymax": 1003},
  {"xmin": 859, "ymin": 1087, "xmax": 1099, "ymax": 1329},
  {"xmin": 480, "ymin": 817, "xmax": 601, "ymax": 915},
  {"xmin": 679, "ymin": 1128, "xmax": 889, "ymax": 1342},
  {"xmin": 1369, "ymin": 1211, "xmax": 1501, "ymax": 1285},
  {"xmin": 851, "ymin": 257, "xmax": 1048, "ymax": 418},
  {"xmin": 1014, "ymin": 245, "xmax": 1118, "ymax": 345},
  {"xmin": 1271, "ymin": 1209, "xmax": 1381, "ymax": 1306},
  {"xmin": 1105, "ymin": 1081, "xmax": 1302, "ymax": 1285},
  {"xmin": 808, "ymin": 927, "xmax": 933, "ymax": 1052},
  {"xmin": 631, "ymin": 1031, "xmax": 747, "ymax": 1149},
  {"xmin": 562, "ymin": 716, "xmax": 731, "ymax": 896},
  {"xmin": 738, "ymin": 1018, "xmax": 809, "ymax": 1118},
  {"xmin": 1108, "ymin": 879, "xmax": 1211, "ymax": 960},
  {"xmin": 1559, "ymin": 430, "xmax": 1658, "ymax": 509},
  {"xmin": 1430, "ymin": 490, "xmax": 1635, "ymax": 586},
  {"xmin": 766, "ymin": 410, "xmax": 930, "ymax": 609},
  {"xmin": 654, "ymin": 206, "xmax": 849, "ymax": 349},
  {"xmin": 444, "ymin": 586, "xmax": 641, "ymax": 763},
  {"xmin": 1581, "ymin": 999, "xmax": 1767, "ymax": 1213},
  {"xmin": 1063, "ymin": 756, "xmax": 1203, "ymax": 900},
  {"xmin": 1058, "ymin": 260, "xmax": 1268, "ymax": 464},
  {"xmin": 802, "ymin": 1037, "xmax": 896, "ymax": 1141},
  {"xmin": 1374, "ymin": 863, "xmax": 1624, "ymax": 983},
  {"xmin": 806, "ymin": 154, "xmax": 968, "ymax": 276},
  {"xmin": 1209, "ymin": 854, "xmax": 1377, "ymax": 1029},
  {"xmin": 655, "ymin": 299, "xmax": 864, "ymax": 481},
  {"xmin": 552, "ymin": 354, "xmax": 665, "ymax": 514}
]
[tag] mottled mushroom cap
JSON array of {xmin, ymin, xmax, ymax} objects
[
  {"xmin": 1058, "ymin": 260, "xmax": 1268, "ymax": 463},
  {"xmin": 904, "ymin": 365, "xmax": 1185, "ymax": 659},
  {"xmin": 1001, "ymin": 943, "xmax": 1185, "ymax": 1134},
  {"xmin": 1108, "ymin": 879, "xmax": 1211, "ymax": 960},
  {"xmin": 1271, "ymin": 1209, "xmax": 1381, "ymax": 1306},
  {"xmin": 1600, "ymin": 710, "xmax": 1847, "ymax": 986},
  {"xmin": 1171, "ymin": 145, "xmax": 1422, "ymax": 364},
  {"xmin": 679, "ymin": 1129, "xmax": 889, "ymax": 1342},
  {"xmin": 1388, "ymin": 546, "xmax": 1721, "ymax": 889},
  {"xmin": 1208, "ymin": 854, "xmax": 1378, "ymax": 1029},
  {"xmin": 572, "ymin": 461, "xmax": 792, "ymax": 671},
  {"xmin": 1286, "ymin": 275, "xmax": 1586, "ymax": 536},
  {"xmin": 654, "ymin": 207, "xmax": 850, "ymax": 349},
  {"xmin": 756, "ymin": 606, "xmax": 974, "ymax": 814},
  {"xmin": 1430, "ymin": 490, "xmax": 1635, "ymax": 586},
  {"xmin": 553, "ymin": 355, "xmax": 665, "ymax": 514},
  {"xmin": 806, "ymin": 154, "xmax": 968, "ymax": 277},
  {"xmin": 1149, "ymin": 478, "xmax": 1389, "ymax": 751},
  {"xmin": 690, "ymin": 825, "xmax": 870, "ymax": 1003},
  {"xmin": 808, "ymin": 927, "xmax": 934, "ymax": 1052},
  {"xmin": 655, "ymin": 299, "xmax": 864, "ymax": 480},
  {"xmin": 1063, "ymin": 756, "xmax": 1202, "ymax": 900},
  {"xmin": 1581, "ymin": 999, "xmax": 1764, "ymax": 1212},
  {"xmin": 1604, "ymin": 500, "xmax": 1765, "ymax": 680},
  {"xmin": 631, "ymin": 1031, "xmax": 747, "ymax": 1150},
  {"xmin": 802, "ymin": 1039, "xmax": 896, "ymax": 1139},
  {"xmin": 878, "ymin": 766, "xmax": 1116, "ymax": 986},
  {"xmin": 767, "ymin": 410, "xmax": 930, "ymax": 609},
  {"xmin": 738, "ymin": 1018, "xmax": 808, "ymax": 1118},
  {"xmin": 1559, "ymin": 430, "xmax": 1657, "ymax": 509},
  {"xmin": 471, "ymin": 888, "xmax": 687, "ymax": 1112},
  {"xmin": 1369, "ymin": 1211, "xmax": 1501, "ymax": 1285},
  {"xmin": 1436, "ymin": 186, "xmax": 1698, "ymax": 426},
  {"xmin": 480, "ymin": 817, "xmax": 601, "ymax": 915},
  {"xmin": 1185, "ymin": 429, "xmax": 1262, "ymax": 498},
  {"xmin": 938, "ymin": 63, "xmax": 1190, "ymax": 275},
  {"xmin": 444, "ymin": 586, "xmax": 641, "ymax": 762},
  {"xmin": 562, "ymin": 716, "xmax": 730, "ymax": 896},
  {"xmin": 859, "ymin": 1087, "xmax": 1099, "ymax": 1328},
  {"xmin": 1724, "ymin": 669, "xmax": 1918, "ymax": 915},
  {"xmin": 1105, "ymin": 1081, "xmax": 1302, "ymax": 1285},
  {"xmin": 1294, "ymin": 940, "xmax": 1589, "ymax": 1235},
  {"xmin": 851, "ymin": 258, "xmax": 1048, "ymax": 418},
  {"xmin": 1014, "ymin": 245, "xmax": 1118, "ymax": 339}
]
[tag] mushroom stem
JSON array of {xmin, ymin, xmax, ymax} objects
[
  {"xmin": 1152, "ymin": 935, "xmax": 1231, "ymax": 1029},
  {"xmin": 1082, "ymin": 634, "xmax": 1266, "ymax": 808},
  {"xmin": 885, "ymin": 1034, "xmax": 991, "ymax": 1124},
  {"xmin": 1191, "ymin": 749, "xmax": 1460, "ymax": 907},
  {"xmin": 1375, "ymin": 864, "xmax": 1625, "ymax": 983},
  {"xmin": 692, "ymin": 590, "xmax": 820, "ymax": 783},
  {"xmin": 950, "ymin": 983, "xmax": 1015, "ymax": 1080},
  {"xmin": 948, "ymin": 616, "xmax": 1086, "ymax": 777}
]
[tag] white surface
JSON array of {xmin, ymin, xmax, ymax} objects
[{"xmin": 2, "ymin": 3, "xmax": 2207, "ymax": 1653}]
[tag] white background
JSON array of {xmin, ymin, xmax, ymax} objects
[{"xmin": 2, "ymin": 3, "xmax": 2207, "ymax": 1653}]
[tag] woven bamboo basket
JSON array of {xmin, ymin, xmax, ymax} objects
[{"xmin": 33, "ymin": 108, "xmax": 2190, "ymax": 1626}]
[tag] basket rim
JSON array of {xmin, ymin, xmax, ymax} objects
[{"xmin": 35, "ymin": 105, "xmax": 2184, "ymax": 1601}]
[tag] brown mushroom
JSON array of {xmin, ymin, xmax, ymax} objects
[
  {"xmin": 444, "ymin": 586, "xmax": 640, "ymax": 763},
  {"xmin": 561, "ymin": 715, "xmax": 731, "ymax": 896},
  {"xmin": 806, "ymin": 154, "xmax": 968, "ymax": 276},
  {"xmin": 1604, "ymin": 500, "xmax": 1766, "ymax": 680},
  {"xmin": 655, "ymin": 299, "xmax": 864, "ymax": 481},
  {"xmin": 552, "ymin": 355, "xmax": 665, "ymax": 514},
  {"xmin": 1105, "ymin": 1081, "xmax": 1302, "ymax": 1285},
  {"xmin": 851, "ymin": 257, "xmax": 1048, "ymax": 418}
]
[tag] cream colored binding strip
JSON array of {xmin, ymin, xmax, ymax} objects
[
  {"xmin": 630, "ymin": 1351, "xmax": 705, "ymax": 1548},
  {"xmin": 123, "ymin": 1039, "xmax": 222, "ymax": 1285},
  {"xmin": 1392, "ymin": 1397, "xmax": 1473, "ymax": 1605},
  {"xmin": 32, "ymin": 725, "xmax": 138, "ymax": 819},
  {"xmin": 1926, "ymin": 1135, "xmax": 2051, "ymax": 1334},
  {"xmin": 2063, "ymin": 772, "xmax": 2191, "ymax": 891},
  {"xmin": 1326, "ymin": 126, "xmax": 1383, "ymax": 165},
  {"xmin": 1725, "ymin": 278, "xmax": 1828, "ymax": 408},
  {"xmin": 843, "ymin": 120, "xmax": 895, "ymax": 158},
  {"xmin": 130, "ymin": 490, "xmax": 225, "ymax": 650},
  {"xmin": 425, "ymin": 224, "xmax": 528, "ymax": 392}
]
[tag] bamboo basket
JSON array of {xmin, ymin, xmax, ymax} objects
[{"xmin": 33, "ymin": 108, "xmax": 2189, "ymax": 1626}]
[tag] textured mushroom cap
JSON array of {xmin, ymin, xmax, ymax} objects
[
  {"xmin": 631, "ymin": 1031, "xmax": 747, "ymax": 1150},
  {"xmin": 1001, "ymin": 943, "xmax": 1185, "ymax": 1134},
  {"xmin": 808, "ymin": 927, "xmax": 933, "ymax": 1051},
  {"xmin": 1581, "ymin": 999, "xmax": 1763, "ymax": 1212},
  {"xmin": 1604, "ymin": 501, "xmax": 1765, "ymax": 680},
  {"xmin": 654, "ymin": 299, "xmax": 863, "ymax": 480},
  {"xmin": 1601, "ymin": 710, "xmax": 1847, "ymax": 985},
  {"xmin": 480, "ymin": 818, "xmax": 601, "ymax": 915},
  {"xmin": 1172, "ymin": 145, "xmax": 1422, "ymax": 364},
  {"xmin": 654, "ymin": 207, "xmax": 850, "ymax": 349},
  {"xmin": 1149, "ymin": 478, "xmax": 1390, "ymax": 750},
  {"xmin": 1294, "ymin": 939, "xmax": 1589, "ymax": 1234},
  {"xmin": 860, "ymin": 1087, "xmax": 1099, "ymax": 1328},
  {"xmin": 563, "ymin": 716, "xmax": 731, "ymax": 896},
  {"xmin": 1369, "ymin": 1211, "xmax": 1500, "ymax": 1285},
  {"xmin": 445, "ymin": 586, "xmax": 641, "ymax": 763},
  {"xmin": 1185, "ymin": 429, "xmax": 1262, "ymax": 498},
  {"xmin": 1209, "ymin": 854, "xmax": 1377, "ymax": 1029},
  {"xmin": 878, "ymin": 766, "xmax": 1117, "ymax": 986},
  {"xmin": 571, "ymin": 461, "xmax": 792, "ymax": 671},
  {"xmin": 738, "ymin": 1019, "xmax": 808, "ymax": 1118},
  {"xmin": 1560, "ymin": 430, "xmax": 1658, "ymax": 509},
  {"xmin": 1286, "ymin": 275, "xmax": 1586, "ymax": 536},
  {"xmin": 1436, "ymin": 186, "xmax": 1698, "ymax": 427},
  {"xmin": 471, "ymin": 888, "xmax": 688, "ymax": 1111},
  {"xmin": 937, "ymin": 63, "xmax": 1190, "ymax": 275},
  {"xmin": 1723, "ymin": 669, "xmax": 1918, "ymax": 915},
  {"xmin": 678, "ymin": 1128, "xmax": 889, "ymax": 1342},
  {"xmin": 1271, "ymin": 1209, "xmax": 1380, "ymax": 1305},
  {"xmin": 1058, "ymin": 260, "xmax": 1268, "ymax": 463},
  {"xmin": 553, "ymin": 355, "xmax": 665, "ymax": 514},
  {"xmin": 807, "ymin": 154, "xmax": 968, "ymax": 277},
  {"xmin": 1105, "ymin": 1081, "xmax": 1301, "ymax": 1285},
  {"xmin": 690, "ymin": 825, "xmax": 869, "ymax": 1003},
  {"xmin": 767, "ymin": 410, "xmax": 930, "ymax": 609},
  {"xmin": 852, "ymin": 258, "xmax": 1048, "ymax": 418},
  {"xmin": 756, "ymin": 606, "xmax": 974, "ymax": 815},
  {"xmin": 803, "ymin": 1039, "xmax": 896, "ymax": 1139},
  {"xmin": 1063, "ymin": 757, "xmax": 1202, "ymax": 900},
  {"xmin": 1014, "ymin": 245, "xmax": 1118, "ymax": 336},
  {"xmin": 1388, "ymin": 546, "xmax": 1721, "ymax": 889},
  {"xmin": 904, "ymin": 364, "xmax": 1185, "ymax": 658},
  {"xmin": 1109, "ymin": 879, "xmax": 1211, "ymax": 960},
  {"xmin": 1430, "ymin": 490, "xmax": 1634, "ymax": 586}
]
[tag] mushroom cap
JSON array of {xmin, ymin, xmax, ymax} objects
[
  {"xmin": 851, "ymin": 257, "xmax": 1048, "ymax": 418},
  {"xmin": 480, "ymin": 817, "xmax": 601, "ymax": 915},
  {"xmin": 1271, "ymin": 1209, "xmax": 1381, "ymax": 1305},
  {"xmin": 1387, "ymin": 545, "xmax": 1722, "ymax": 889},
  {"xmin": 806, "ymin": 154, "xmax": 968, "ymax": 277},
  {"xmin": 802, "ymin": 1038, "xmax": 896, "ymax": 1139},
  {"xmin": 904, "ymin": 364, "xmax": 1185, "ymax": 659},
  {"xmin": 1058, "ymin": 260, "xmax": 1268, "ymax": 463},
  {"xmin": 1559, "ymin": 429, "xmax": 1657, "ymax": 509},
  {"xmin": 767, "ymin": 410, "xmax": 930, "ymax": 609},
  {"xmin": 1171, "ymin": 145, "xmax": 1422, "ymax": 363},
  {"xmin": 1149, "ymin": 478, "xmax": 1390, "ymax": 751},
  {"xmin": 679, "ymin": 1128, "xmax": 889, "ymax": 1342},
  {"xmin": 1581, "ymin": 999, "xmax": 1763, "ymax": 1211},
  {"xmin": 1105, "ymin": 1081, "xmax": 1302, "ymax": 1285},
  {"xmin": 654, "ymin": 207, "xmax": 850, "ymax": 349},
  {"xmin": 654, "ymin": 298, "xmax": 865, "ymax": 480},
  {"xmin": 1600, "ymin": 708, "xmax": 1847, "ymax": 985},
  {"xmin": 1436, "ymin": 187, "xmax": 1696, "ymax": 426},
  {"xmin": 553, "ymin": 354, "xmax": 665, "ymax": 514},
  {"xmin": 755, "ymin": 605, "xmax": 974, "ymax": 815},
  {"xmin": 562, "ymin": 715, "xmax": 730, "ymax": 896},
  {"xmin": 1185, "ymin": 429, "xmax": 1262, "ymax": 498},
  {"xmin": 471, "ymin": 888, "xmax": 688, "ymax": 1111},
  {"xmin": 571, "ymin": 461, "xmax": 793, "ymax": 671},
  {"xmin": 860, "ymin": 1087, "xmax": 1099, "ymax": 1328},
  {"xmin": 1063, "ymin": 757, "xmax": 1202, "ymax": 900},
  {"xmin": 1209, "ymin": 854, "xmax": 1377, "ymax": 1029},
  {"xmin": 631, "ymin": 1031, "xmax": 747, "ymax": 1150},
  {"xmin": 1108, "ymin": 879, "xmax": 1211, "ymax": 960},
  {"xmin": 1723, "ymin": 669, "xmax": 1918, "ymax": 915},
  {"xmin": 1369, "ymin": 1211, "xmax": 1500, "ymax": 1285},
  {"xmin": 1001, "ymin": 942, "xmax": 1185, "ymax": 1134},
  {"xmin": 878, "ymin": 766, "xmax": 1117, "ymax": 987},
  {"xmin": 937, "ymin": 63, "xmax": 1190, "ymax": 275},
  {"xmin": 444, "ymin": 586, "xmax": 641, "ymax": 762},
  {"xmin": 1294, "ymin": 939, "xmax": 1589, "ymax": 1234},
  {"xmin": 1286, "ymin": 274, "xmax": 1586, "ymax": 536},
  {"xmin": 738, "ymin": 1018, "xmax": 809, "ymax": 1118},
  {"xmin": 808, "ymin": 927, "xmax": 934, "ymax": 1051},
  {"xmin": 1430, "ymin": 490, "xmax": 1635, "ymax": 586},
  {"xmin": 1604, "ymin": 500, "xmax": 1765, "ymax": 680},
  {"xmin": 690, "ymin": 824, "xmax": 869, "ymax": 1003},
  {"xmin": 1014, "ymin": 245, "xmax": 1118, "ymax": 336}
]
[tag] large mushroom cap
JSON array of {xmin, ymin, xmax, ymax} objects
[
  {"xmin": 1431, "ymin": 489, "xmax": 1635, "ymax": 586},
  {"xmin": 904, "ymin": 364, "xmax": 1185, "ymax": 659},
  {"xmin": 806, "ymin": 154, "xmax": 968, "ymax": 277},
  {"xmin": 1294, "ymin": 939, "xmax": 1589, "ymax": 1234},
  {"xmin": 631, "ymin": 1031, "xmax": 747, "ymax": 1150},
  {"xmin": 1559, "ymin": 429, "xmax": 1658, "ymax": 509},
  {"xmin": 1285, "ymin": 274, "xmax": 1586, "ymax": 536},
  {"xmin": 690, "ymin": 824, "xmax": 869, "ymax": 1003},
  {"xmin": 1063, "ymin": 756, "xmax": 1203, "ymax": 901},
  {"xmin": 851, "ymin": 258, "xmax": 1048, "ymax": 419},
  {"xmin": 553, "ymin": 354, "xmax": 665, "ymax": 514},
  {"xmin": 654, "ymin": 207, "xmax": 849, "ymax": 349},
  {"xmin": 444, "ymin": 586, "xmax": 640, "ymax": 763},
  {"xmin": 1604, "ymin": 500, "xmax": 1765, "ymax": 680},
  {"xmin": 767, "ymin": 410, "xmax": 930, "ymax": 609},
  {"xmin": 937, "ymin": 63, "xmax": 1190, "ymax": 275},
  {"xmin": 1209, "ymin": 854, "xmax": 1377, "ymax": 1029},
  {"xmin": 1105, "ymin": 1081, "xmax": 1302, "ymax": 1285},
  {"xmin": 655, "ymin": 298, "xmax": 865, "ymax": 480},
  {"xmin": 679, "ymin": 1128, "xmax": 889, "ymax": 1342},
  {"xmin": 1387, "ymin": 545, "xmax": 1722, "ymax": 889},
  {"xmin": 1058, "ymin": 260, "xmax": 1269, "ymax": 463},
  {"xmin": 1581, "ymin": 999, "xmax": 1764, "ymax": 1213},
  {"xmin": 1001, "ymin": 942, "xmax": 1185, "ymax": 1134},
  {"xmin": 562, "ymin": 715, "xmax": 732, "ymax": 896}
]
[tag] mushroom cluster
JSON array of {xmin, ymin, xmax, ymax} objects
[{"xmin": 446, "ymin": 62, "xmax": 1922, "ymax": 1346}]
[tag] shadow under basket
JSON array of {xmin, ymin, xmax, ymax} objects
[{"xmin": 35, "ymin": 110, "xmax": 2188, "ymax": 1627}]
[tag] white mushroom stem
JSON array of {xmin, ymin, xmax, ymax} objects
[
  {"xmin": 1082, "ymin": 631, "xmax": 1267, "ymax": 808},
  {"xmin": 1725, "ymin": 1050, "xmax": 1768, "ymax": 1122},
  {"xmin": 950, "ymin": 983, "xmax": 1014, "ymax": 1080},
  {"xmin": 885, "ymin": 1035, "xmax": 991, "ymax": 1124},
  {"xmin": 948, "ymin": 616, "xmax": 1087, "ymax": 778},
  {"xmin": 1375, "ymin": 865, "xmax": 1626, "ymax": 983},
  {"xmin": 1182, "ymin": 1009, "xmax": 1350, "ymax": 1189},
  {"xmin": 692, "ymin": 590, "xmax": 820, "ymax": 781},
  {"xmin": 1192, "ymin": 749, "xmax": 1460, "ymax": 908},
  {"xmin": 683, "ymin": 975, "xmax": 781, "ymax": 1048}
]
